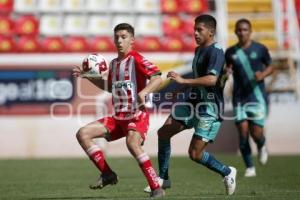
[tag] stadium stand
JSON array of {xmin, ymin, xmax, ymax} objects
[
  {"xmin": 0, "ymin": 16, "xmax": 14, "ymax": 36},
  {"xmin": 226, "ymin": 0, "xmax": 277, "ymax": 50},
  {"xmin": 0, "ymin": 0, "xmax": 211, "ymax": 53}
]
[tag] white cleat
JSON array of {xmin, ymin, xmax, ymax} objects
[
  {"xmin": 244, "ymin": 167, "xmax": 256, "ymax": 177},
  {"xmin": 144, "ymin": 178, "xmax": 171, "ymax": 193},
  {"xmin": 224, "ymin": 166, "xmax": 237, "ymax": 195},
  {"xmin": 258, "ymin": 145, "xmax": 268, "ymax": 165}
]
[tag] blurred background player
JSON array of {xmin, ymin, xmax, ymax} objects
[
  {"xmin": 144, "ymin": 14, "xmax": 237, "ymax": 195},
  {"xmin": 225, "ymin": 18, "xmax": 273, "ymax": 177},
  {"xmin": 73, "ymin": 23, "xmax": 164, "ymax": 198}
]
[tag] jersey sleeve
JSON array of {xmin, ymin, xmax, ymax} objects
[
  {"xmin": 261, "ymin": 45, "xmax": 272, "ymax": 66},
  {"xmin": 134, "ymin": 52, "xmax": 162, "ymax": 78},
  {"xmin": 207, "ymin": 45, "xmax": 225, "ymax": 77}
]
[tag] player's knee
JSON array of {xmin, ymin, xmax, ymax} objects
[
  {"xmin": 126, "ymin": 135, "xmax": 140, "ymax": 150},
  {"xmin": 76, "ymin": 127, "xmax": 90, "ymax": 142},
  {"xmin": 157, "ymin": 126, "xmax": 170, "ymax": 139},
  {"xmin": 188, "ymin": 149, "xmax": 202, "ymax": 161}
]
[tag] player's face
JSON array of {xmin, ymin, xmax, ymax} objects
[
  {"xmin": 114, "ymin": 30, "xmax": 134, "ymax": 55},
  {"xmin": 235, "ymin": 22, "xmax": 252, "ymax": 44},
  {"xmin": 194, "ymin": 22, "xmax": 213, "ymax": 46}
]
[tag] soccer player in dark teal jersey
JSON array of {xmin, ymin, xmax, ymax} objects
[
  {"xmin": 225, "ymin": 18, "xmax": 273, "ymax": 177},
  {"xmin": 144, "ymin": 14, "xmax": 237, "ymax": 195}
]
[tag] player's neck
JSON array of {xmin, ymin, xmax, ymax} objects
[
  {"xmin": 200, "ymin": 40, "xmax": 215, "ymax": 48},
  {"xmin": 238, "ymin": 40, "xmax": 252, "ymax": 49},
  {"xmin": 117, "ymin": 49, "xmax": 132, "ymax": 61}
]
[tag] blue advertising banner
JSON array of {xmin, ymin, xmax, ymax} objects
[{"xmin": 0, "ymin": 69, "xmax": 74, "ymax": 106}]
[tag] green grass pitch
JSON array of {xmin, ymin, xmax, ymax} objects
[{"xmin": 0, "ymin": 155, "xmax": 300, "ymax": 200}]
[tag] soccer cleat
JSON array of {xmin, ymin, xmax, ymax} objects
[
  {"xmin": 244, "ymin": 167, "xmax": 256, "ymax": 177},
  {"xmin": 258, "ymin": 145, "xmax": 268, "ymax": 165},
  {"xmin": 223, "ymin": 166, "xmax": 237, "ymax": 195},
  {"xmin": 89, "ymin": 172, "xmax": 118, "ymax": 189},
  {"xmin": 144, "ymin": 177, "xmax": 171, "ymax": 193},
  {"xmin": 150, "ymin": 188, "xmax": 165, "ymax": 198}
]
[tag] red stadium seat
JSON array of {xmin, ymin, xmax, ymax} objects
[
  {"xmin": 65, "ymin": 36, "xmax": 89, "ymax": 52},
  {"xmin": 162, "ymin": 15, "xmax": 184, "ymax": 36},
  {"xmin": 161, "ymin": 36, "xmax": 185, "ymax": 51},
  {"xmin": 17, "ymin": 36, "xmax": 40, "ymax": 53},
  {"xmin": 0, "ymin": 36, "xmax": 15, "ymax": 52},
  {"xmin": 182, "ymin": 35, "xmax": 197, "ymax": 51},
  {"xmin": 160, "ymin": 0, "xmax": 180, "ymax": 14},
  {"xmin": 0, "ymin": 0, "xmax": 13, "ymax": 13},
  {"xmin": 15, "ymin": 15, "xmax": 39, "ymax": 36},
  {"xmin": 90, "ymin": 37, "xmax": 115, "ymax": 52},
  {"xmin": 183, "ymin": 14, "xmax": 197, "ymax": 36},
  {"xmin": 135, "ymin": 37, "xmax": 162, "ymax": 52},
  {"xmin": 41, "ymin": 37, "xmax": 65, "ymax": 52},
  {"xmin": 179, "ymin": 0, "xmax": 209, "ymax": 14},
  {"xmin": 0, "ymin": 16, "xmax": 14, "ymax": 36}
]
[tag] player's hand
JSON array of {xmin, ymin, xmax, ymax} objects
[
  {"xmin": 167, "ymin": 71, "xmax": 185, "ymax": 84},
  {"xmin": 137, "ymin": 91, "xmax": 147, "ymax": 110},
  {"xmin": 255, "ymin": 71, "xmax": 264, "ymax": 82},
  {"xmin": 72, "ymin": 65, "xmax": 84, "ymax": 78}
]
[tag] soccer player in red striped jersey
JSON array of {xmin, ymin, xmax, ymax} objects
[{"xmin": 73, "ymin": 23, "xmax": 164, "ymax": 198}]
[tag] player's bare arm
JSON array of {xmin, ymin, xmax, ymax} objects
[
  {"xmin": 255, "ymin": 65, "xmax": 273, "ymax": 82},
  {"xmin": 167, "ymin": 71, "xmax": 217, "ymax": 87},
  {"xmin": 137, "ymin": 75, "xmax": 162, "ymax": 108},
  {"xmin": 72, "ymin": 65, "xmax": 112, "ymax": 92}
]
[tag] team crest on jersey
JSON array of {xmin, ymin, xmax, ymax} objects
[
  {"xmin": 232, "ymin": 54, "xmax": 238, "ymax": 60},
  {"xmin": 250, "ymin": 51, "xmax": 257, "ymax": 59},
  {"xmin": 124, "ymin": 70, "xmax": 129, "ymax": 77},
  {"xmin": 128, "ymin": 122, "xmax": 136, "ymax": 127}
]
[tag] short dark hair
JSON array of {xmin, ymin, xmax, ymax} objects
[
  {"xmin": 114, "ymin": 23, "xmax": 134, "ymax": 36},
  {"xmin": 194, "ymin": 14, "xmax": 217, "ymax": 34},
  {"xmin": 235, "ymin": 18, "xmax": 252, "ymax": 29}
]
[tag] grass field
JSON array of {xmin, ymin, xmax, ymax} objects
[{"xmin": 0, "ymin": 155, "xmax": 300, "ymax": 200}]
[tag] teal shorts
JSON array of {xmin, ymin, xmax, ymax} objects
[
  {"xmin": 234, "ymin": 103, "xmax": 266, "ymax": 127},
  {"xmin": 172, "ymin": 103, "xmax": 221, "ymax": 143}
]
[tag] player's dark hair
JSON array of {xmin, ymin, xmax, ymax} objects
[
  {"xmin": 235, "ymin": 18, "xmax": 252, "ymax": 29},
  {"xmin": 194, "ymin": 14, "xmax": 217, "ymax": 34},
  {"xmin": 114, "ymin": 23, "xmax": 135, "ymax": 36}
]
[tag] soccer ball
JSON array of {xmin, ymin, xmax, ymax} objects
[{"xmin": 81, "ymin": 53, "xmax": 109, "ymax": 79}]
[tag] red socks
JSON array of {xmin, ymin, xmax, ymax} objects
[
  {"xmin": 87, "ymin": 145, "xmax": 112, "ymax": 174},
  {"xmin": 137, "ymin": 153, "xmax": 160, "ymax": 191},
  {"xmin": 87, "ymin": 146, "xmax": 160, "ymax": 191}
]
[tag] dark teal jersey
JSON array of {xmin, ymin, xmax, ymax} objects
[
  {"xmin": 225, "ymin": 41, "xmax": 271, "ymax": 106},
  {"xmin": 189, "ymin": 42, "xmax": 225, "ymax": 120}
]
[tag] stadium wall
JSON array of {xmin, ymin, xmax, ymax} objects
[{"xmin": 0, "ymin": 102, "xmax": 300, "ymax": 158}]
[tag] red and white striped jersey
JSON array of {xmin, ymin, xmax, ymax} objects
[{"xmin": 108, "ymin": 51, "xmax": 161, "ymax": 118}]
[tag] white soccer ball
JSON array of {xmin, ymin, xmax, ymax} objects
[{"xmin": 81, "ymin": 53, "xmax": 109, "ymax": 79}]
